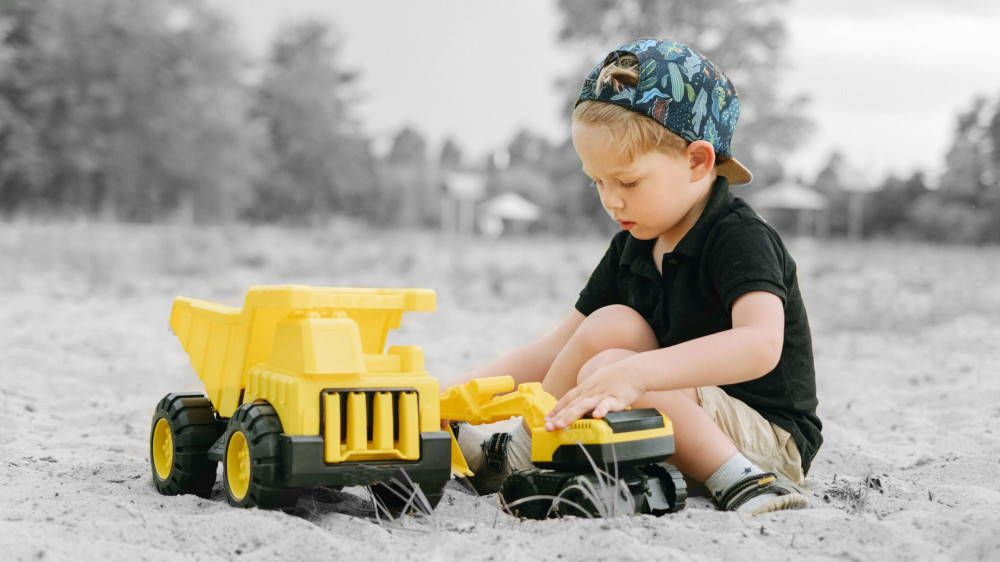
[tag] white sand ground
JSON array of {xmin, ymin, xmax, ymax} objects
[{"xmin": 1, "ymin": 221, "xmax": 999, "ymax": 561}]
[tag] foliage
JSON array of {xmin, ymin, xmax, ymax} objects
[
  {"xmin": 0, "ymin": 1, "xmax": 379, "ymax": 225},
  {"xmin": 1, "ymin": 0, "xmax": 994, "ymax": 242},
  {"xmin": 387, "ymin": 126, "xmax": 428, "ymax": 165},
  {"xmin": 0, "ymin": 0, "xmax": 259, "ymax": 222},
  {"xmin": 809, "ymin": 151, "xmax": 854, "ymax": 237},
  {"xmin": 438, "ymin": 138, "xmax": 463, "ymax": 170},
  {"xmin": 865, "ymin": 172, "xmax": 929, "ymax": 238},
  {"xmin": 809, "ymin": 92, "xmax": 1000, "ymax": 244},
  {"xmin": 249, "ymin": 20, "xmax": 378, "ymax": 224},
  {"xmin": 491, "ymin": 129, "xmax": 613, "ymax": 236},
  {"xmin": 907, "ymin": 94, "xmax": 1000, "ymax": 243},
  {"xmin": 377, "ymin": 126, "xmax": 437, "ymax": 227}
]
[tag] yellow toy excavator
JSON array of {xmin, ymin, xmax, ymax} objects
[
  {"xmin": 150, "ymin": 285, "xmax": 686, "ymax": 517},
  {"xmin": 440, "ymin": 376, "xmax": 687, "ymax": 518}
]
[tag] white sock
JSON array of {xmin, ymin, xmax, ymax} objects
[
  {"xmin": 705, "ymin": 453, "xmax": 778, "ymax": 512},
  {"xmin": 454, "ymin": 422, "xmax": 488, "ymax": 468},
  {"xmin": 454, "ymin": 422, "xmax": 533, "ymax": 473},
  {"xmin": 505, "ymin": 423, "xmax": 533, "ymax": 472}
]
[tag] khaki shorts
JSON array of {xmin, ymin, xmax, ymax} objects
[{"xmin": 697, "ymin": 386, "xmax": 805, "ymax": 485}]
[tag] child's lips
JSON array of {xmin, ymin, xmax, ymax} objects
[{"xmin": 618, "ymin": 220, "xmax": 635, "ymax": 231}]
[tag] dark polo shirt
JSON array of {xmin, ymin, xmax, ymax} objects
[{"xmin": 575, "ymin": 176, "xmax": 822, "ymax": 474}]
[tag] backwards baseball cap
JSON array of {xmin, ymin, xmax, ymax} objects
[{"xmin": 577, "ymin": 38, "xmax": 752, "ymax": 185}]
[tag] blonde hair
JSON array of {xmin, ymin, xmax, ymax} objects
[{"xmin": 574, "ymin": 54, "xmax": 730, "ymax": 168}]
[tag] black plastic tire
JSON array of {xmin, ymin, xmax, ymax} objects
[
  {"xmin": 149, "ymin": 392, "xmax": 220, "ymax": 497},
  {"xmin": 370, "ymin": 473, "xmax": 447, "ymax": 516},
  {"xmin": 499, "ymin": 469, "xmax": 551, "ymax": 519},
  {"xmin": 501, "ymin": 464, "xmax": 688, "ymax": 519},
  {"xmin": 222, "ymin": 402, "xmax": 298, "ymax": 510},
  {"xmin": 638, "ymin": 462, "xmax": 688, "ymax": 514}
]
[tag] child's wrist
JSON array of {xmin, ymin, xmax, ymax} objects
[{"xmin": 628, "ymin": 356, "xmax": 651, "ymax": 395}]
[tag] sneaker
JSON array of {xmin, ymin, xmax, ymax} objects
[{"xmin": 716, "ymin": 472, "xmax": 809, "ymax": 516}]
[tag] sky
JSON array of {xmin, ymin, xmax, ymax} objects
[{"xmin": 211, "ymin": 0, "xmax": 1000, "ymax": 185}]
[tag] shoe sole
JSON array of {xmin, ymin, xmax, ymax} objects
[{"xmin": 746, "ymin": 492, "xmax": 810, "ymax": 516}]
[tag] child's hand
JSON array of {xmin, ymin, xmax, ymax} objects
[{"xmin": 543, "ymin": 366, "xmax": 646, "ymax": 431}]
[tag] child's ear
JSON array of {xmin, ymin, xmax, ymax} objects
[{"xmin": 686, "ymin": 141, "xmax": 716, "ymax": 182}]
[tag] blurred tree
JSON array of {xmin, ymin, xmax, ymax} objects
[
  {"xmin": 506, "ymin": 129, "xmax": 551, "ymax": 169},
  {"xmin": 379, "ymin": 126, "xmax": 433, "ymax": 226},
  {"xmin": 387, "ymin": 126, "xmax": 428, "ymax": 164},
  {"xmin": 938, "ymin": 96, "xmax": 995, "ymax": 198},
  {"xmin": 250, "ymin": 20, "xmax": 377, "ymax": 223},
  {"xmin": 0, "ymin": 1, "xmax": 43, "ymax": 214},
  {"xmin": 809, "ymin": 151, "xmax": 851, "ymax": 236},
  {"xmin": 493, "ymin": 127, "xmax": 613, "ymax": 235},
  {"xmin": 439, "ymin": 137, "xmax": 463, "ymax": 170},
  {"xmin": 494, "ymin": 129, "xmax": 560, "ymax": 216},
  {"xmin": 865, "ymin": 171, "xmax": 929, "ymax": 239},
  {"xmin": 555, "ymin": 0, "xmax": 813, "ymax": 188},
  {"xmin": 910, "ymin": 93, "xmax": 1000, "ymax": 243},
  {"xmin": 551, "ymin": 138, "xmax": 614, "ymax": 235},
  {"xmin": 989, "ymin": 99, "xmax": 1000, "ymax": 185},
  {"xmin": 0, "ymin": 0, "xmax": 259, "ymax": 222},
  {"xmin": 907, "ymin": 193, "xmax": 993, "ymax": 244}
]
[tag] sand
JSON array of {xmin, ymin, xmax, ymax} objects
[{"xmin": 1, "ymin": 220, "xmax": 998, "ymax": 561}]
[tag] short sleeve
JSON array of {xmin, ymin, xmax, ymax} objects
[
  {"xmin": 706, "ymin": 218, "xmax": 788, "ymax": 311},
  {"xmin": 575, "ymin": 236, "xmax": 624, "ymax": 316}
]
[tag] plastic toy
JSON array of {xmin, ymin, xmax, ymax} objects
[
  {"xmin": 150, "ymin": 285, "xmax": 686, "ymax": 517},
  {"xmin": 440, "ymin": 376, "xmax": 687, "ymax": 518}
]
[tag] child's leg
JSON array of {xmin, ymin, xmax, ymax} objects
[
  {"xmin": 454, "ymin": 306, "xmax": 649, "ymax": 494},
  {"xmin": 568, "ymin": 307, "xmax": 808, "ymax": 514},
  {"xmin": 575, "ymin": 348, "xmax": 737, "ymax": 483},
  {"xmin": 543, "ymin": 304, "xmax": 737, "ymax": 481},
  {"xmin": 541, "ymin": 305, "xmax": 659, "ymax": 398}
]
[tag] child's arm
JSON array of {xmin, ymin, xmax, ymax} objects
[
  {"xmin": 443, "ymin": 310, "xmax": 587, "ymax": 389},
  {"xmin": 544, "ymin": 291, "xmax": 783, "ymax": 430}
]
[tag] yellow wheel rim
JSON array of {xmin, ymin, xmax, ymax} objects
[
  {"xmin": 152, "ymin": 418, "xmax": 174, "ymax": 480},
  {"xmin": 226, "ymin": 431, "xmax": 251, "ymax": 501}
]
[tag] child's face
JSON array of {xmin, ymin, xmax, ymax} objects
[{"xmin": 572, "ymin": 120, "xmax": 709, "ymax": 246}]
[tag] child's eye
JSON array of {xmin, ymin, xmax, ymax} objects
[{"xmin": 620, "ymin": 180, "xmax": 638, "ymax": 188}]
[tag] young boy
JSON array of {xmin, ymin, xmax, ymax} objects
[{"xmin": 449, "ymin": 38, "xmax": 821, "ymax": 516}]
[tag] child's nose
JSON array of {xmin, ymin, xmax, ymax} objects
[{"xmin": 601, "ymin": 189, "xmax": 624, "ymax": 210}]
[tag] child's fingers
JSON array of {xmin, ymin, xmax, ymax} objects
[
  {"xmin": 546, "ymin": 395, "xmax": 600, "ymax": 431},
  {"xmin": 546, "ymin": 387, "xmax": 579, "ymax": 421},
  {"xmin": 590, "ymin": 396, "xmax": 621, "ymax": 419}
]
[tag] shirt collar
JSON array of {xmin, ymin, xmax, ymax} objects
[
  {"xmin": 619, "ymin": 175, "xmax": 734, "ymax": 266},
  {"xmin": 674, "ymin": 175, "xmax": 734, "ymax": 258}
]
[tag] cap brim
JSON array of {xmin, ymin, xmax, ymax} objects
[{"xmin": 718, "ymin": 157, "xmax": 753, "ymax": 185}]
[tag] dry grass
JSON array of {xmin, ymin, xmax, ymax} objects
[
  {"xmin": 0, "ymin": 218, "xmax": 595, "ymax": 309},
  {"xmin": 5, "ymin": 220, "xmax": 1000, "ymax": 330},
  {"xmin": 794, "ymin": 239, "xmax": 1000, "ymax": 334},
  {"xmin": 823, "ymin": 473, "xmax": 885, "ymax": 516},
  {"xmin": 499, "ymin": 443, "xmax": 639, "ymax": 520},
  {"xmin": 367, "ymin": 472, "xmax": 438, "ymax": 528}
]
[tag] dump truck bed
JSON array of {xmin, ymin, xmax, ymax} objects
[{"xmin": 169, "ymin": 285, "xmax": 436, "ymax": 417}]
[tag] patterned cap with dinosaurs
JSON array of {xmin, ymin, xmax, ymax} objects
[{"xmin": 577, "ymin": 38, "xmax": 753, "ymax": 185}]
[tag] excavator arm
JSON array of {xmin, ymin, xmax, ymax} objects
[{"xmin": 439, "ymin": 376, "xmax": 554, "ymax": 429}]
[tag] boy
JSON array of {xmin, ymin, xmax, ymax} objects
[{"xmin": 449, "ymin": 38, "xmax": 821, "ymax": 516}]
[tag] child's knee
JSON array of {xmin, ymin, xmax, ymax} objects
[
  {"xmin": 634, "ymin": 388, "xmax": 701, "ymax": 415},
  {"xmin": 576, "ymin": 305, "xmax": 658, "ymax": 352},
  {"xmin": 577, "ymin": 348, "xmax": 635, "ymax": 384}
]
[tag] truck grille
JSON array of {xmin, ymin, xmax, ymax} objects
[{"xmin": 322, "ymin": 389, "xmax": 420, "ymax": 463}]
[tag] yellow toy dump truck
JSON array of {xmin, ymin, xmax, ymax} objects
[{"xmin": 150, "ymin": 285, "xmax": 686, "ymax": 517}]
